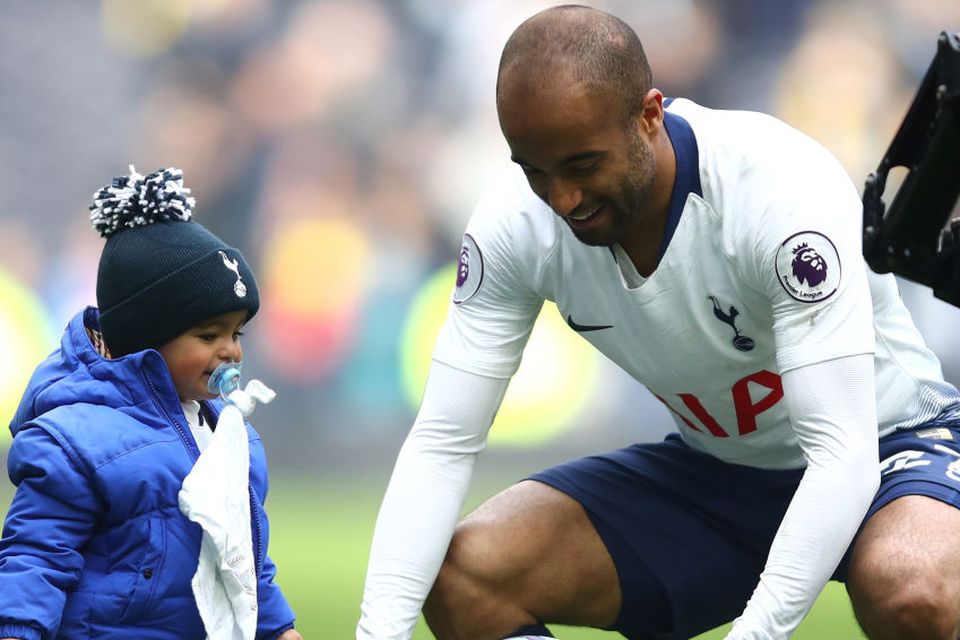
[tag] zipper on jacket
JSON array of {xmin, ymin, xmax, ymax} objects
[
  {"xmin": 142, "ymin": 365, "xmax": 200, "ymax": 461},
  {"xmin": 249, "ymin": 486, "xmax": 264, "ymax": 577},
  {"xmin": 147, "ymin": 369, "xmax": 264, "ymax": 580}
]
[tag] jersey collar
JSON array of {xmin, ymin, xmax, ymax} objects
[{"xmin": 657, "ymin": 100, "xmax": 702, "ymax": 262}]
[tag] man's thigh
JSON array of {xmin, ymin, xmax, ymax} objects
[
  {"xmin": 843, "ymin": 423, "xmax": 960, "ymax": 637},
  {"xmin": 843, "ymin": 423, "xmax": 960, "ymax": 560},
  {"xmin": 529, "ymin": 435, "xmax": 804, "ymax": 639}
]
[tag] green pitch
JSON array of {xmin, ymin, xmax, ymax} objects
[
  {"xmin": 0, "ymin": 478, "xmax": 864, "ymax": 638},
  {"xmin": 261, "ymin": 481, "xmax": 865, "ymax": 639}
]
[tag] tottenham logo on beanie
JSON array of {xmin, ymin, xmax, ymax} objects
[
  {"xmin": 90, "ymin": 166, "xmax": 260, "ymax": 356},
  {"xmin": 219, "ymin": 250, "xmax": 248, "ymax": 298}
]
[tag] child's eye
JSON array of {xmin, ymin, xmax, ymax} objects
[
  {"xmin": 233, "ymin": 331, "xmax": 245, "ymax": 340},
  {"xmin": 198, "ymin": 333, "xmax": 217, "ymax": 342}
]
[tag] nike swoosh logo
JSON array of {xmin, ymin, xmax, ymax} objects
[{"xmin": 566, "ymin": 314, "xmax": 614, "ymax": 332}]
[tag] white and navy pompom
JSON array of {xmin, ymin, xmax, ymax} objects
[{"xmin": 89, "ymin": 165, "xmax": 196, "ymax": 238}]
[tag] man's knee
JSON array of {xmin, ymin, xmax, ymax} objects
[
  {"xmin": 424, "ymin": 520, "xmax": 532, "ymax": 640},
  {"xmin": 849, "ymin": 567, "xmax": 957, "ymax": 640},
  {"xmin": 426, "ymin": 522, "xmax": 489, "ymax": 614},
  {"xmin": 423, "ymin": 480, "xmax": 620, "ymax": 638},
  {"xmin": 847, "ymin": 499, "xmax": 960, "ymax": 640}
]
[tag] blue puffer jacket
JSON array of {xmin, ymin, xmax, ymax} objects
[{"xmin": 0, "ymin": 308, "xmax": 296, "ymax": 640}]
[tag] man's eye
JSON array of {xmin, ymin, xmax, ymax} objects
[{"xmin": 567, "ymin": 161, "xmax": 599, "ymax": 175}]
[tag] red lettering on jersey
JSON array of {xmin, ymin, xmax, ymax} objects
[
  {"xmin": 658, "ymin": 370, "xmax": 784, "ymax": 438},
  {"xmin": 653, "ymin": 394, "xmax": 703, "ymax": 433},
  {"xmin": 732, "ymin": 370, "xmax": 783, "ymax": 435},
  {"xmin": 679, "ymin": 394, "xmax": 729, "ymax": 437}
]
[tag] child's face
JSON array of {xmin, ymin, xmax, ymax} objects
[{"xmin": 158, "ymin": 310, "xmax": 248, "ymax": 402}]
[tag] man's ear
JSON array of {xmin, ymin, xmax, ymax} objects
[{"xmin": 637, "ymin": 88, "xmax": 664, "ymax": 134}]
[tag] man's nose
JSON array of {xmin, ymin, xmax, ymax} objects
[{"xmin": 547, "ymin": 177, "xmax": 583, "ymax": 217}]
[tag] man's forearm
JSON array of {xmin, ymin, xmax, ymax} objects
[
  {"xmin": 357, "ymin": 361, "xmax": 509, "ymax": 639},
  {"xmin": 728, "ymin": 353, "xmax": 880, "ymax": 639}
]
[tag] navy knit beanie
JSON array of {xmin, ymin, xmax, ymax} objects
[{"xmin": 90, "ymin": 166, "xmax": 260, "ymax": 356}]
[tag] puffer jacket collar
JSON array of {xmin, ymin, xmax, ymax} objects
[{"xmin": 10, "ymin": 307, "xmax": 187, "ymax": 438}]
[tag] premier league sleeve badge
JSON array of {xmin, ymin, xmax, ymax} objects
[
  {"xmin": 453, "ymin": 233, "xmax": 484, "ymax": 304},
  {"xmin": 775, "ymin": 231, "xmax": 842, "ymax": 303}
]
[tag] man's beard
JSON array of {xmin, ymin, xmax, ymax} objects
[{"xmin": 569, "ymin": 130, "xmax": 655, "ymax": 247}]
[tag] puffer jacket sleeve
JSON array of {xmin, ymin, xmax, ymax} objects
[
  {"xmin": 255, "ymin": 552, "xmax": 296, "ymax": 639},
  {"xmin": 0, "ymin": 423, "xmax": 100, "ymax": 639}
]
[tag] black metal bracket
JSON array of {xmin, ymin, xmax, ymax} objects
[{"xmin": 862, "ymin": 31, "xmax": 960, "ymax": 306}]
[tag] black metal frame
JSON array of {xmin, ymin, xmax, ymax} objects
[{"xmin": 862, "ymin": 31, "xmax": 960, "ymax": 306}]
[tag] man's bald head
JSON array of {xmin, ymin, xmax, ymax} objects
[{"xmin": 497, "ymin": 5, "xmax": 653, "ymax": 123}]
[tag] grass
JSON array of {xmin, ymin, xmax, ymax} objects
[
  {"xmin": 0, "ymin": 476, "xmax": 864, "ymax": 638},
  {"xmin": 261, "ymin": 480, "xmax": 865, "ymax": 639}
]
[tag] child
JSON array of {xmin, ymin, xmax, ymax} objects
[{"xmin": 0, "ymin": 167, "xmax": 301, "ymax": 640}]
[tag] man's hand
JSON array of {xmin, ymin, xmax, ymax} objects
[{"xmin": 277, "ymin": 629, "xmax": 303, "ymax": 640}]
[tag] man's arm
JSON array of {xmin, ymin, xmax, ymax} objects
[
  {"xmin": 727, "ymin": 353, "xmax": 880, "ymax": 639},
  {"xmin": 357, "ymin": 360, "xmax": 510, "ymax": 640}
]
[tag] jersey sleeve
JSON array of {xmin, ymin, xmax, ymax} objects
[
  {"xmin": 722, "ymin": 119, "xmax": 881, "ymax": 638},
  {"xmin": 728, "ymin": 354, "xmax": 879, "ymax": 639},
  {"xmin": 359, "ymin": 178, "xmax": 547, "ymax": 638},
  {"xmin": 734, "ymin": 131, "xmax": 875, "ymax": 373},
  {"xmin": 357, "ymin": 362, "xmax": 511, "ymax": 639},
  {"xmin": 432, "ymin": 184, "xmax": 547, "ymax": 379}
]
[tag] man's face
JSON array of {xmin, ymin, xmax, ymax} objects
[
  {"xmin": 497, "ymin": 75, "xmax": 656, "ymax": 247},
  {"xmin": 158, "ymin": 310, "xmax": 248, "ymax": 402}
]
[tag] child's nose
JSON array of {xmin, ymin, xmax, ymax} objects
[{"xmin": 220, "ymin": 341, "xmax": 242, "ymax": 363}]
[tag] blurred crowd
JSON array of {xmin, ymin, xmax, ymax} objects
[{"xmin": 1, "ymin": 0, "xmax": 958, "ymax": 470}]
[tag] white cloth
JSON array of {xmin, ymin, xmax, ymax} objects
[
  {"xmin": 182, "ymin": 400, "xmax": 214, "ymax": 452},
  {"xmin": 178, "ymin": 381, "xmax": 276, "ymax": 640}
]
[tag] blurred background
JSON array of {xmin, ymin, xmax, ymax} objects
[{"xmin": 0, "ymin": 0, "xmax": 958, "ymax": 637}]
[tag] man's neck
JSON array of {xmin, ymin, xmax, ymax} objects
[
  {"xmin": 619, "ymin": 214, "xmax": 668, "ymax": 277},
  {"xmin": 619, "ymin": 135, "xmax": 677, "ymax": 277}
]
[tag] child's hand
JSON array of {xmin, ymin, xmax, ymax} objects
[{"xmin": 277, "ymin": 630, "xmax": 303, "ymax": 640}]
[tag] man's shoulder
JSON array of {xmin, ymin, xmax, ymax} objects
[
  {"xmin": 667, "ymin": 97, "xmax": 797, "ymax": 137},
  {"xmin": 668, "ymin": 97, "xmax": 829, "ymax": 170},
  {"xmin": 470, "ymin": 166, "xmax": 553, "ymax": 228},
  {"xmin": 464, "ymin": 167, "xmax": 564, "ymax": 264},
  {"xmin": 668, "ymin": 98, "xmax": 851, "ymax": 222}
]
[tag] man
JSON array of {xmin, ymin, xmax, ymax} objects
[{"xmin": 357, "ymin": 5, "xmax": 960, "ymax": 640}]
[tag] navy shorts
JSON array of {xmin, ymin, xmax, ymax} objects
[{"xmin": 528, "ymin": 413, "xmax": 960, "ymax": 640}]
